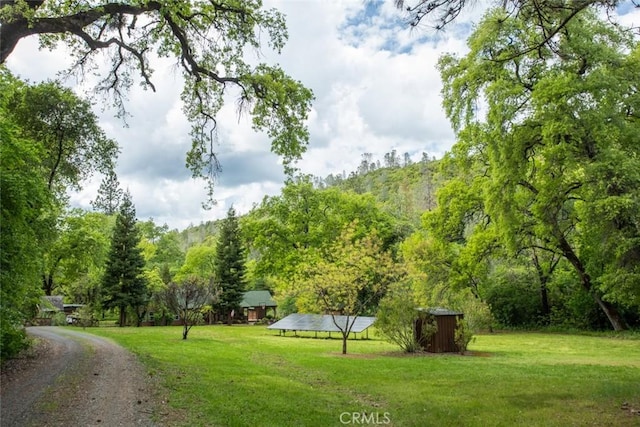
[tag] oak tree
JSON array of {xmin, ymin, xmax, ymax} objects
[
  {"xmin": 0, "ymin": 0, "xmax": 313, "ymax": 203},
  {"xmin": 243, "ymin": 178, "xmax": 399, "ymax": 299},
  {"xmin": 394, "ymin": 0, "xmax": 635, "ymax": 36},
  {"xmin": 1, "ymin": 73, "xmax": 118, "ymax": 196},
  {"xmin": 438, "ymin": 9, "xmax": 639, "ymax": 330}
]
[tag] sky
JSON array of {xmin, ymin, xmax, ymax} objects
[{"xmin": 5, "ymin": 1, "xmax": 639, "ymax": 231}]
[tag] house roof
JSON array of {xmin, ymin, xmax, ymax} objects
[
  {"xmin": 42, "ymin": 295, "xmax": 64, "ymax": 312},
  {"xmin": 240, "ymin": 290, "xmax": 277, "ymax": 308}
]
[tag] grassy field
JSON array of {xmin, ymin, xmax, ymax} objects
[{"xmin": 86, "ymin": 326, "xmax": 640, "ymax": 427}]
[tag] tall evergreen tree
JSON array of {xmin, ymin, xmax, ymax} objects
[
  {"xmin": 101, "ymin": 191, "xmax": 148, "ymax": 326},
  {"xmin": 91, "ymin": 170, "xmax": 123, "ymax": 215},
  {"xmin": 214, "ymin": 207, "xmax": 246, "ymax": 324}
]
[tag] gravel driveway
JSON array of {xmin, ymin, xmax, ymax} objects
[{"xmin": 0, "ymin": 327, "xmax": 157, "ymax": 427}]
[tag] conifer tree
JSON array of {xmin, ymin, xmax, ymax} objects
[
  {"xmin": 101, "ymin": 191, "xmax": 148, "ymax": 326},
  {"xmin": 91, "ymin": 170, "xmax": 123, "ymax": 215},
  {"xmin": 214, "ymin": 207, "xmax": 246, "ymax": 324}
]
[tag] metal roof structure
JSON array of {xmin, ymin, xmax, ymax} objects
[
  {"xmin": 240, "ymin": 290, "xmax": 277, "ymax": 308},
  {"xmin": 267, "ymin": 313, "xmax": 376, "ymax": 333}
]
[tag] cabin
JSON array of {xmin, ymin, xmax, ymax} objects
[
  {"xmin": 415, "ymin": 307, "xmax": 464, "ymax": 353},
  {"xmin": 35, "ymin": 296, "xmax": 65, "ymax": 325},
  {"xmin": 35, "ymin": 296, "xmax": 84, "ymax": 325},
  {"xmin": 240, "ymin": 290, "xmax": 277, "ymax": 323}
]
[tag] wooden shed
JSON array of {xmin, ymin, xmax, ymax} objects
[{"xmin": 415, "ymin": 307, "xmax": 464, "ymax": 353}]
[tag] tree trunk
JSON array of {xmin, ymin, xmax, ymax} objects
[
  {"xmin": 42, "ymin": 274, "xmax": 54, "ymax": 296},
  {"xmin": 557, "ymin": 235, "xmax": 627, "ymax": 331},
  {"xmin": 182, "ymin": 324, "xmax": 188, "ymax": 340},
  {"xmin": 118, "ymin": 306, "xmax": 126, "ymax": 327},
  {"xmin": 342, "ymin": 334, "xmax": 348, "ymax": 355},
  {"xmin": 540, "ymin": 281, "xmax": 550, "ymax": 321},
  {"xmin": 531, "ymin": 249, "xmax": 554, "ymax": 323}
]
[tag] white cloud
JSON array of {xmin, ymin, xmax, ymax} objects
[
  {"xmin": 1, "ymin": 2, "xmax": 477, "ymax": 229},
  {"xmin": 9, "ymin": 1, "xmax": 634, "ymax": 230}
]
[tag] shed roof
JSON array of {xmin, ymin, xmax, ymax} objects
[
  {"xmin": 417, "ymin": 307, "xmax": 463, "ymax": 316},
  {"xmin": 240, "ymin": 290, "xmax": 277, "ymax": 308}
]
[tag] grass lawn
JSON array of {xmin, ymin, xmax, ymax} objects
[{"xmin": 86, "ymin": 326, "xmax": 640, "ymax": 427}]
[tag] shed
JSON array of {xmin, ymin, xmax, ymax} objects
[
  {"xmin": 240, "ymin": 290, "xmax": 277, "ymax": 322},
  {"xmin": 415, "ymin": 307, "xmax": 464, "ymax": 353}
]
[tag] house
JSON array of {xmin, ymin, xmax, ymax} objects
[
  {"xmin": 41, "ymin": 295, "xmax": 64, "ymax": 313},
  {"xmin": 240, "ymin": 290, "xmax": 277, "ymax": 323},
  {"xmin": 35, "ymin": 295, "xmax": 65, "ymax": 324}
]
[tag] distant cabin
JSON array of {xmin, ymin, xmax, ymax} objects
[
  {"xmin": 240, "ymin": 290, "xmax": 277, "ymax": 323},
  {"xmin": 36, "ymin": 296, "xmax": 84, "ymax": 325}
]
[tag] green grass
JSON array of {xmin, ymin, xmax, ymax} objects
[{"xmin": 86, "ymin": 326, "xmax": 640, "ymax": 427}]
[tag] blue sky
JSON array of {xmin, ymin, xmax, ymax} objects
[{"xmin": 5, "ymin": 1, "xmax": 639, "ymax": 230}]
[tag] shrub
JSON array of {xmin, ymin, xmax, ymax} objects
[
  {"xmin": 51, "ymin": 312, "xmax": 67, "ymax": 326},
  {"xmin": 0, "ymin": 323, "xmax": 28, "ymax": 361},
  {"xmin": 484, "ymin": 268, "xmax": 542, "ymax": 327},
  {"xmin": 457, "ymin": 293, "xmax": 494, "ymax": 333},
  {"xmin": 454, "ymin": 318, "xmax": 474, "ymax": 354},
  {"xmin": 376, "ymin": 283, "xmax": 424, "ymax": 353}
]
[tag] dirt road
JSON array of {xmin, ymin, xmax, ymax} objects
[{"xmin": 0, "ymin": 327, "xmax": 157, "ymax": 427}]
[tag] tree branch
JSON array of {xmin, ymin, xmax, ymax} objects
[{"xmin": 0, "ymin": 2, "xmax": 163, "ymax": 63}]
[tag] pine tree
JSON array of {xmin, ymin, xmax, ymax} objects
[
  {"xmin": 91, "ymin": 170, "xmax": 123, "ymax": 215},
  {"xmin": 101, "ymin": 191, "xmax": 148, "ymax": 326},
  {"xmin": 214, "ymin": 207, "xmax": 246, "ymax": 324}
]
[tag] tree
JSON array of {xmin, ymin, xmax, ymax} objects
[
  {"xmin": 148, "ymin": 229, "xmax": 186, "ymax": 281},
  {"xmin": 161, "ymin": 276, "xmax": 218, "ymax": 339},
  {"xmin": 1, "ymin": 73, "xmax": 118, "ymax": 196},
  {"xmin": 101, "ymin": 191, "xmax": 148, "ymax": 326},
  {"xmin": 394, "ymin": 0, "xmax": 631, "ymax": 35},
  {"xmin": 242, "ymin": 177, "xmax": 400, "ymax": 295},
  {"xmin": 42, "ymin": 209, "xmax": 113, "ymax": 299},
  {"xmin": 438, "ymin": 9, "xmax": 639, "ymax": 330},
  {"xmin": 91, "ymin": 170, "xmax": 123, "ymax": 215},
  {"xmin": 0, "ymin": 112, "xmax": 53, "ymax": 360},
  {"xmin": 214, "ymin": 207, "xmax": 246, "ymax": 324},
  {"xmin": 177, "ymin": 243, "xmax": 216, "ymax": 282},
  {"xmin": 375, "ymin": 282, "xmax": 425, "ymax": 353},
  {"xmin": 299, "ymin": 223, "xmax": 403, "ymax": 354},
  {"xmin": 0, "ymin": 0, "xmax": 313, "ymax": 204}
]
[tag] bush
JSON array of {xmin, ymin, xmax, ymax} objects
[
  {"xmin": 376, "ymin": 283, "xmax": 425, "ymax": 353},
  {"xmin": 484, "ymin": 267, "xmax": 542, "ymax": 327},
  {"xmin": 454, "ymin": 318, "xmax": 474, "ymax": 354},
  {"xmin": 0, "ymin": 322, "xmax": 28, "ymax": 361},
  {"xmin": 51, "ymin": 312, "xmax": 67, "ymax": 326},
  {"xmin": 454, "ymin": 291, "xmax": 494, "ymax": 333}
]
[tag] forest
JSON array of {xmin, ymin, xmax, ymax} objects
[{"xmin": 1, "ymin": 0, "xmax": 639, "ymax": 360}]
